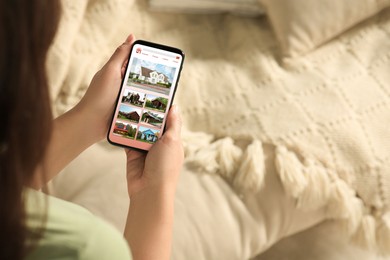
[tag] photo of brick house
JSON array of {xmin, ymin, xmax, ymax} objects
[
  {"xmin": 145, "ymin": 94, "xmax": 168, "ymax": 113},
  {"xmin": 113, "ymin": 121, "xmax": 137, "ymax": 139},
  {"xmin": 151, "ymin": 99, "xmax": 166, "ymax": 110},
  {"xmin": 117, "ymin": 104, "xmax": 141, "ymax": 123},
  {"xmin": 113, "ymin": 122, "xmax": 128, "ymax": 136},
  {"xmin": 122, "ymin": 89, "xmax": 145, "ymax": 107}
]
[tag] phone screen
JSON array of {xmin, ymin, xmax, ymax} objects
[{"xmin": 107, "ymin": 40, "xmax": 184, "ymax": 151}]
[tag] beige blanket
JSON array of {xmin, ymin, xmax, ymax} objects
[{"xmin": 48, "ymin": 0, "xmax": 390, "ymax": 256}]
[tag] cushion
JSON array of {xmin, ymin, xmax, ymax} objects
[
  {"xmin": 148, "ymin": 0, "xmax": 264, "ymax": 16},
  {"xmin": 48, "ymin": 142, "xmax": 325, "ymax": 259},
  {"xmin": 259, "ymin": 0, "xmax": 390, "ymax": 57}
]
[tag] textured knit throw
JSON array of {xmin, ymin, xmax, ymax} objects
[{"xmin": 48, "ymin": 0, "xmax": 390, "ymax": 253}]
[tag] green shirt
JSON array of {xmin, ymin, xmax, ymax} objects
[{"xmin": 25, "ymin": 189, "xmax": 132, "ymax": 260}]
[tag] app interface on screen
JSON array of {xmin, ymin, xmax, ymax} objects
[{"xmin": 110, "ymin": 44, "xmax": 182, "ymax": 150}]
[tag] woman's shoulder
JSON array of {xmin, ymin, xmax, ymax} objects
[{"xmin": 25, "ymin": 188, "xmax": 132, "ymax": 260}]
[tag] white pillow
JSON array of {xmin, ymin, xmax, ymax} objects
[
  {"xmin": 259, "ymin": 0, "xmax": 390, "ymax": 57},
  {"xmin": 149, "ymin": 0, "xmax": 264, "ymax": 16},
  {"xmin": 49, "ymin": 143, "xmax": 326, "ymax": 259}
]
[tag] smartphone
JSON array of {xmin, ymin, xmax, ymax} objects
[{"xmin": 107, "ymin": 40, "xmax": 185, "ymax": 151}]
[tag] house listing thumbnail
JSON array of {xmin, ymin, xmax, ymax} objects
[{"xmin": 113, "ymin": 47, "xmax": 179, "ymax": 145}]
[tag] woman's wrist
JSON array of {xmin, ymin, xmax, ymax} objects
[
  {"xmin": 72, "ymin": 102, "xmax": 107, "ymax": 143},
  {"xmin": 125, "ymin": 180, "xmax": 176, "ymax": 260},
  {"xmin": 38, "ymin": 103, "xmax": 106, "ymax": 186},
  {"xmin": 130, "ymin": 181, "xmax": 177, "ymax": 203}
]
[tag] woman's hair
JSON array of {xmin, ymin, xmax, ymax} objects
[{"xmin": 0, "ymin": 0, "xmax": 60, "ymax": 259}]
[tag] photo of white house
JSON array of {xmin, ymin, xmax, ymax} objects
[
  {"xmin": 127, "ymin": 58, "xmax": 176, "ymax": 95},
  {"xmin": 139, "ymin": 66, "xmax": 170, "ymax": 85}
]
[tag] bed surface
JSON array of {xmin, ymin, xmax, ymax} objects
[{"xmin": 48, "ymin": 1, "xmax": 390, "ymax": 258}]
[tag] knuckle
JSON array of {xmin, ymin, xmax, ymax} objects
[
  {"xmin": 161, "ymin": 132, "xmax": 181, "ymax": 144},
  {"xmin": 116, "ymin": 42, "xmax": 130, "ymax": 52},
  {"xmin": 105, "ymin": 60, "xmax": 118, "ymax": 71},
  {"xmin": 116, "ymin": 43, "xmax": 126, "ymax": 51},
  {"xmin": 162, "ymin": 133, "xmax": 175, "ymax": 143}
]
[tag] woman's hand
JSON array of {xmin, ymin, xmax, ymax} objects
[
  {"xmin": 36, "ymin": 35, "xmax": 136, "ymax": 187},
  {"xmin": 125, "ymin": 105, "xmax": 184, "ymax": 198},
  {"xmin": 76, "ymin": 34, "xmax": 136, "ymax": 142},
  {"xmin": 124, "ymin": 105, "xmax": 183, "ymax": 260}
]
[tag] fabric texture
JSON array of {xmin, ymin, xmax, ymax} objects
[
  {"xmin": 256, "ymin": 221, "xmax": 390, "ymax": 260},
  {"xmin": 259, "ymin": 0, "xmax": 390, "ymax": 57},
  {"xmin": 47, "ymin": 0, "xmax": 390, "ymax": 257},
  {"xmin": 49, "ymin": 141, "xmax": 325, "ymax": 260},
  {"xmin": 25, "ymin": 189, "xmax": 132, "ymax": 260}
]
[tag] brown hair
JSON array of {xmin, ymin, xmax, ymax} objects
[{"xmin": 0, "ymin": 0, "xmax": 60, "ymax": 259}]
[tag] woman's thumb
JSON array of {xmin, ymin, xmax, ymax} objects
[
  {"xmin": 164, "ymin": 105, "xmax": 182, "ymax": 137},
  {"xmin": 108, "ymin": 34, "xmax": 135, "ymax": 66}
]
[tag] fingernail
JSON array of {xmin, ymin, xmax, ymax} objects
[{"xmin": 173, "ymin": 105, "xmax": 180, "ymax": 114}]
